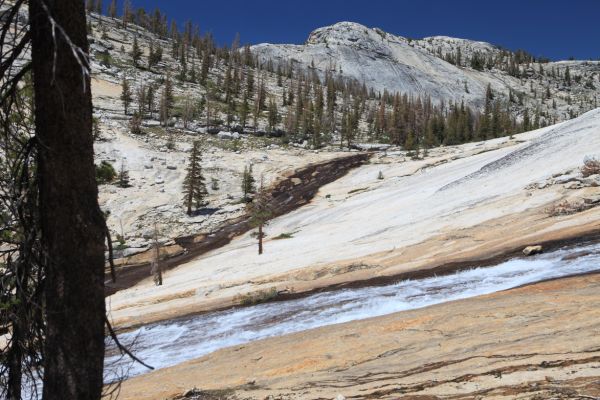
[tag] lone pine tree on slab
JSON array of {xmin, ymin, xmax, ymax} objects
[
  {"xmin": 183, "ymin": 141, "xmax": 208, "ymax": 216},
  {"xmin": 247, "ymin": 177, "xmax": 272, "ymax": 255}
]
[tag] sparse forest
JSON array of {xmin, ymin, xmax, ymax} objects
[{"xmin": 85, "ymin": 2, "xmax": 599, "ymax": 155}]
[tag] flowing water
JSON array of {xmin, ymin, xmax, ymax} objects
[{"xmin": 104, "ymin": 241, "xmax": 600, "ymax": 381}]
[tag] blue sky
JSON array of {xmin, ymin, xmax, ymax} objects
[{"xmin": 111, "ymin": 0, "xmax": 599, "ymax": 61}]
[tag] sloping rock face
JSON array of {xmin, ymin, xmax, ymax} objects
[
  {"xmin": 253, "ymin": 22, "xmax": 491, "ymax": 107},
  {"xmin": 252, "ymin": 22, "xmax": 600, "ymax": 115},
  {"xmin": 119, "ymin": 273, "xmax": 600, "ymax": 400}
]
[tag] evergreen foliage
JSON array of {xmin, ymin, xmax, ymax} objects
[
  {"xmin": 120, "ymin": 78, "xmax": 132, "ymax": 115},
  {"xmin": 182, "ymin": 141, "xmax": 208, "ymax": 215},
  {"xmin": 241, "ymin": 164, "xmax": 256, "ymax": 202}
]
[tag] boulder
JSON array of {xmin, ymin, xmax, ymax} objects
[
  {"xmin": 217, "ymin": 131, "xmax": 240, "ymax": 140},
  {"xmin": 268, "ymin": 129, "xmax": 285, "ymax": 138},
  {"xmin": 523, "ymin": 245, "xmax": 543, "ymax": 256},
  {"xmin": 581, "ymin": 174, "xmax": 600, "ymax": 187},
  {"xmin": 564, "ymin": 181, "xmax": 583, "ymax": 190},
  {"xmin": 554, "ymin": 174, "xmax": 580, "ymax": 185},
  {"xmin": 351, "ymin": 143, "xmax": 392, "ymax": 151},
  {"xmin": 231, "ymin": 125, "xmax": 245, "ymax": 134}
]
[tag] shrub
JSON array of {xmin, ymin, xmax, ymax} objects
[
  {"xmin": 273, "ymin": 232, "xmax": 294, "ymax": 240},
  {"xmin": 546, "ymin": 200, "xmax": 588, "ymax": 217},
  {"xmin": 237, "ymin": 287, "xmax": 279, "ymax": 306},
  {"xmin": 211, "ymin": 178, "xmax": 219, "ymax": 191},
  {"xmin": 95, "ymin": 161, "xmax": 116, "ymax": 184},
  {"xmin": 129, "ymin": 112, "xmax": 143, "ymax": 135}
]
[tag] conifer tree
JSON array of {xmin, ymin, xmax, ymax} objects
[
  {"xmin": 159, "ymin": 73, "xmax": 174, "ymax": 126},
  {"xmin": 136, "ymin": 84, "xmax": 147, "ymax": 115},
  {"xmin": 129, "ymin": 35, "xmax": 142, "ymax": 67},
  {"xmin": 267, "ymin": 97, "xmax": 279, "ymax": 132},
  {"xmin": 146, "ymin": 84, "xmax": 155, "ymax": 118},
  {"xmin": 117, "ymin": 160, "xmax": 130, "ymax": 188},
  {"xmin": 239, "ymin": 95, "xmax": 250, "ymax": 129},
  {"xmin": 182, "ymin": 97, "xmax": 194, "ymax": 129},
  {"xmin": 405, "ymin": 130, "xmax": 416, "ymax": 153},
  {"xmin": 120, "ymin": 78, "xmax": 132, "ymax": 115},
  {"xmin": 148, "ymin": 41, "xmax": 163, "ymax": 68},
  {"xmin": 108, "ymin": 0, "xmax": 117, "ymax": 18},
  {"xmin": 246, "ymin": 68, "xmax": 255, "ymax": 98},
  {"xmin": 241, "ymin": 164, "xmax": 256, "ymax": 202},
  {"xmin": 247, "ymin": 177, "xmax": 272, "ymax": 255},
  {"xmin": 200, "ymin": 51, "xmax": 210, "ymax": 85},
  {"xmin": 522, "ymin": 108, "xmax": 531, "ymax": 132},
  {"xmin": 100, "ymin": 51, "xmax": 111, "ymax": 67},
  {"xmin": 122, "ymin": 0, "xmax": 132, "ymax": 28},
  {"xmin": 183, "ymin": 141, "xmax": 208, "ymax": 215},
  {"xmin": 129, "ymin": 111, "xmax": 143, "ymax": 134},
  {"xmin": 565, "ymin": 65, "xmax": 572, "ymax": 86},
  {"xmin": 95, "ymin": 0, "xmax": 103, "ymax": 14}
]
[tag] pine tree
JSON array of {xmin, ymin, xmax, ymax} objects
[
  {"xmin": 108, "ymin": 0, "xmax": 116, "ymax": 18},
  {"xmin": 122, "ymin": 0, "xmax": 132, "ymax": 28},
  {"xmin": 159, "ymin": 73, "xmax": 174, "ymax": 126},
  {"xmin": 239, "ymin": 95, "xmax": 249, "ymax": 129},
  {"xmin": 131, "ymin": 35, "xmax": 142, "ymax": 67},
  {"xmin": 117, "ymin": 160, "xmax": 130, "ymax": 188},
  {"xmin": 241, "ymin": 164, "xmax": 256, "ymax": 202},
  {"xmin": 100, "ymin": 51, "xmax": 111, "ymax": 67},
  {"xmin": 404, "ymin": 130, "xmax": 416, "ymax": 153},
  {"xmin": 182, "ymin": 97, "xmax": 194, "ymax": 129},
  {"xmin": 247, "ymin": 177, "xmax": 272, "ymax": 255},
  {"xmin": 246, "ymin": 68, "xmax": 255, "ymax": 98},
  {"xmin": 183, "ymin": 141, "xmax": 208, "ymax": 215},
  {"xmin": 146, "ymin": 84, "xmax": 155, "ymax": 118},
  {"xmin": 136, "ymin": 84, "xmax": 147, "ymax": 115},
  {"xmin": 120, "ymin": 78, "xmax": 132, "ymax": 115},
  {"xmin": 148, "ymin": 41, "xmax": 163, "ymax": 68},
  {"xmin": 267, "ymin": 97, "xmax": 279, "ymax": 132},
  {"xmin": 565, "ymin": 65, "xmax": 571, "ymax": 86},
  {"xmin": 95, "ymin": 0, "xmax": 103, "ymax": 14},
  {"xmin": 522, "ymin": 108, "xmax": 531, "ymax": 132},
  {"xmin": 129, "ymin": 111, "xmax": 143, "ymax": 134},
  {"xmin": 200, "ymin": 51, "xmax": 210, "ymax": 85}
]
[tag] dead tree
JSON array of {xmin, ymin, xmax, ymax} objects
[{"xmin": 150, "ymin": 223, "xmax": 163, "ymax": 286}]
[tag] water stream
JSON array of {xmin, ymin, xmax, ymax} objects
[{"xmin": 105, "ymin": 241, "xmax": 600, "ymax": 381}]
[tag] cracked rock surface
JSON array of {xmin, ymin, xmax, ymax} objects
[{"xmin": 119, "ymin": 273, "xmax": 600, "ymax": 400}]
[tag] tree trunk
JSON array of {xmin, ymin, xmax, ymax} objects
[
  {"xmin": 6, "ymin": 259, "xmax": 23, "ymax": 400},
  {"xmin": 29, "ymin": 1, "xmax": 106, "ymax": 399},
  {"xmin": 258, "ymin": 223, "xmax": 263, "ymax": 255}
]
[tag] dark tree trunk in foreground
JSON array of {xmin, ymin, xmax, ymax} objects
[{"xmin": 29, "ymin": 1, "xmax": 106, "ymax": 399}]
